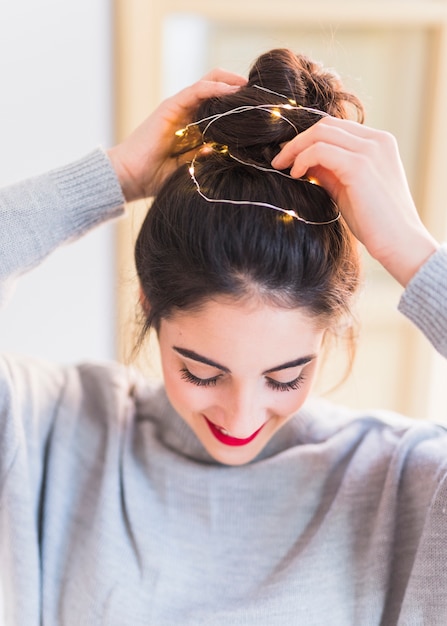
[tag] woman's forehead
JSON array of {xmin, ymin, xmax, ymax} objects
[{"xmin": 159, "ymin": 297, "xmax": 326, "ymax": 369}]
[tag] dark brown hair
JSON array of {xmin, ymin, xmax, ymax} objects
[{"xmin": 135, "ymin": 49, "xmax": 364, "ymax": 341}]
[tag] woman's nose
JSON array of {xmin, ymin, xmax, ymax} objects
[{"xmin": 223, "ymin": 383, "xmax": 264, "ymax": 437}]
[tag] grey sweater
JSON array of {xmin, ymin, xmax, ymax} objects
[{"xmin": 1, "ymin": 149, "xmax": 447, "ymax": 626}]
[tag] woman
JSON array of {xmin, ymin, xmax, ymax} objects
[{"xmin": 0, "ymin": 49, "xmax": 446, "ymax": 625}]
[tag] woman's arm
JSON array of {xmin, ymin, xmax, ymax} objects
[
  {"xmin": 107, "ymin": 69, "xmax": 246, "ymax": 201},
  {"xmin": 397, "ymin": 244, "xmax": 447, "ymax": 357},
  {"xmin": 0, "ymin": 149, "xmax": 124, "ymax": 302},
  {"xmin": 272, "ymin": 117, "xmax": 446, "ymax": 357},
  {"xmin": 271, "ymin": 117, "xmax": 439, "ymax": 288},
  {"xmin": 0, "ymin": 70, "xmax": 246, "ymax": 300}
]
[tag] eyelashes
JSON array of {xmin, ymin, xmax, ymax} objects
[
  {"xmin": 180, "ymin": 367, "xmax": 306, "ymax": 392},
  {"xmin": 180, "ymin": 368, "xmax": 221, "ymax": 387},
  {"xmin": 265, "ymin": 376, "xmax": 306, "ymax": 392}
]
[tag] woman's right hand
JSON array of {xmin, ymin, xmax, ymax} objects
[
  {"xmin": 272, "ymin": 116, "xmax": 439, "ymax": 287},
  {"xmin": 107, "ymin": 69, "xmax": 246, "ymax": 202}
]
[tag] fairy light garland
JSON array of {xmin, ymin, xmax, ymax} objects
[{"xmin": 175, "ymin": 85, "xmax": 340, "ymax": 226}]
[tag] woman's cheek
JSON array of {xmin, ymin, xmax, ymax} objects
[
  {"xmin": 275, "ymin": 387, "xmax": 309, "ymax": 417},
  {"xmin": 163, "ymin": 372, "xmax": 209, "ymax": 415},
  {"xmin": 274, "ymin": 372, "xmax": 316, "ymax": 416}
]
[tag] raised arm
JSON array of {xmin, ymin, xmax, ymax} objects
[
  {"xmin": 107, "ymin": 69, "xmax": 246, "ymax": 202},
  {"xmin": 0, "ymin": 69, "xmax": 246, "ymax": 298},
  {"xmin": 0, "ymin": 150, "xmax": 124, "ymax": 303},
  {"xmin": 271, "ymin": 117, "xmax": 439, "ymax": 287},
  {"xmin": 272, "ymin": 117, "xmax": 447, "ymax": 357}
]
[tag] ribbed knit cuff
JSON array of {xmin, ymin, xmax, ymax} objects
[
  {"xmin": 398, "ymin": 244, "xmax": 447, "ymax": 357},
  {"xmin": 49, "ymin": 148, "xmax": 125, "ymax": 236},
  {"xmin": 0, "ymin": 148, "xmax": 126, "ymax": 295}
]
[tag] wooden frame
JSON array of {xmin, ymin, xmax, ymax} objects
[{"xmin": 113, "ymin": 0, "xmax": 447, "ymax": 419}]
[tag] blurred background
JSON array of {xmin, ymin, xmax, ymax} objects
[
  {"xmin": 0, "ymin": 0, "xmax": 115, "ymax": 361},
  {"xmin": 1, "ymin": 0, "xmax": 447, "ymax": 422}
]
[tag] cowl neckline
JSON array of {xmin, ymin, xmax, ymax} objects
[{"xmin": 133, "ymin": 380, "xmax": 313, "ymax": 466}]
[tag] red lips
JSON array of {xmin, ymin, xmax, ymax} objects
[{"xmin": 204, "ymin": 417, "xmax": 266, "ymax": 446}]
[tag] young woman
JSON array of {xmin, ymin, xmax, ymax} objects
[{"xmin": 1, "ymin": 49, "xmax": 446, "ymax": 625}]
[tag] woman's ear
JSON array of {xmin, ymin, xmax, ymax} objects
[{"xmin": 139, "ymin": 286, "xmax": 151, "ymax": 316}]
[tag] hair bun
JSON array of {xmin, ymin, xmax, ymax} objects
[
  {"xmin": 247, "ymin": 49, "xmax": 363, "ymax": 121},
  {"xmin": 193, "ymin": 48, "xmax": 363, "ymax": 167}
]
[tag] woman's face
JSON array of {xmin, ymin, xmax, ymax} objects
[{"xmin": 158, "ymin": 297, "xmax": 326, "ymax": 466}]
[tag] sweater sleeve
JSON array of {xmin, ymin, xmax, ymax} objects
[
  {"xmin": 0, "ymin": 149, "xmax": 125, "ymax": 620},
  {"xmin": 398, "ymin": 244, "xmax": 447, "ymax": 358},
  {"xmin": 0, "ymin": 148, "xmax": 125, "ymax": 304}
]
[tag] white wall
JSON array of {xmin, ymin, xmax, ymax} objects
[
  {"xmin": 0, "ymin": 2, "xmax": 114, "ymax": 619},
  {"xmin": 0, "ymin": 0, "xmax": 116, "ymax": 364}
]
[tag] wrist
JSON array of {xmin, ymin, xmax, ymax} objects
[
  {"xmin": 107, "ymin": 145, "xmax": 141, "ymax": 203},
  {"xmin": 377, "ymin": 232, "xmax": 439, "ymax": 288}
]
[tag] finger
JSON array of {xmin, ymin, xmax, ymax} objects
[
  {"xmin": 272, "ymin": 119, "xmax": 362, "ymax": 170},
  {"xmin": 288, "ymin": 124, "xmax": 397, "ymax": 184},
  {"xmin": 301, "ymin": 166, "xmax": 341, "ymax": 199},
  {"xmin": 169, "ymin": 69, "xmax": 247, "ymax": 115},
  {"xmin": 272, "ymin": 117, "xmax": 377, "ymax": 170},
  {"xmin": 288, "ymin": 141, "xmax": 365, "ymax": 184},
  {"xmin": 166, "ymin": 78, "xmax": 244, "ymax": 119},
  {"xmin": 201, "ymin": 68, "xmax": 247, "ymax": 86}
]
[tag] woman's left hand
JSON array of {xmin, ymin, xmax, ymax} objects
[
  {"xmin": 272, "ymin": 117, "xmax": 439, "ymax": 286},
  {"xmin": 108, "ymin": 69, "xmax": 246, "ymax": 202}
]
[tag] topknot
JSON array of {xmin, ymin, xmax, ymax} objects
[
  {"xmin": 248, "ymin": 49, "xmax": 364, "ymax": 121},
  {"xmin": 191, "ymin": 49, "xmax": 364, "ymax": 168}
]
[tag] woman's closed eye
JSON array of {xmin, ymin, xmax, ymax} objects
[
  {"xmin": 180, "ymin": 367, "xmax": 306, "ymax": 392},
  {"xmin": 180, "ymin": 367, "xmax": 222, "ymax": 387},
  {"xmin": 265, "ymin": 374, "xmax": 306, "ymax": 392}
]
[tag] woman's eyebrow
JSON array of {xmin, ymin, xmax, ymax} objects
[
  {"xmin": 262, "ymin": 355, "xmax": 315, "ymax": 374},
  {"xmin": 173, "ymin": 346, "xmax": 230, "ymax": 372},
  {"xmin": 173, "ymin": 346, "xmax": 314, "ymax": 375}
]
